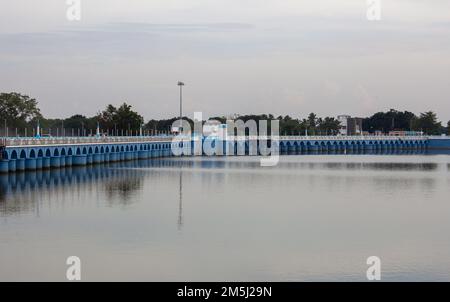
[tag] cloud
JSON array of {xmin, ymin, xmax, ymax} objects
[{"xmin": 1, "ymin": 1, "xmax": 450, "ymax": 121}]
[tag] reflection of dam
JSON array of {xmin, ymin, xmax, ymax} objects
[
  {"xmin": 0, "ymin": 159, "xmax": 189, "ymax": 232},
  {"xmin": 1, "ymin": 135, "xmax": 450, "ymax": 173},
  {"xmin": 0, "ymin": 161, "xmax": 158, "ymax": 215}
]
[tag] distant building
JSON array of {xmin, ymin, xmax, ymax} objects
[
  {"xmin": 337, "ymin": 115, "xmax": 350, "ymax": 135},
  {"xmin": 337, "ymin": 115, "xmax": 364, "ymax": 136},
  {"xmin": 388, "ymin": 130, "xmax": 424, "ymax": 136},
  {"xmin": 374, "ymin": 130, "xmax": 384, "ymax": 136}
]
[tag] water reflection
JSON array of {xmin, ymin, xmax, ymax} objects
[
  {"xmin": 178, "ymin": 170, "xmax": 183, "ymax": 230},
  {"xmin": 155, "ymin": 157, "xmax": 441, "ymax": 172},
  {"xmin": 0, "ymin": 161, "xmax": 148, "ymax": 216},
  {"xmin": 1, "ymin": 156, "xmax": 447, "ymax": 217},
  {"xmin": 1, "ymin": 155, "xmax": 450, "ymax": 281}
]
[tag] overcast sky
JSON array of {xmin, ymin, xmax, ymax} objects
[{"xmin": 1, "ymin": 0, "xmax": 449, "ymax": 122}]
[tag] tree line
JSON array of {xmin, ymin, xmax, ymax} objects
[{"xmin": 1, "ymin": 92, "xmax": 449, "ymax": 136}]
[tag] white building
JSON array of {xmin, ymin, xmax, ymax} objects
[
  {"xmin": 337, "ymin": 115, "xmax": 350, "ymax": 136},
  {"xmin": 337, "ymin": 115, "xmax": 364, "ymax": 136}
]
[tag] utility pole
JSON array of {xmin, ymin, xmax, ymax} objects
[{"xmin": 178, "ymin": 81, "xmax": 185, "ymax": 133}]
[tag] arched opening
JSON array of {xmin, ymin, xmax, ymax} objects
[
  {"xmin": 45, "ymin": 149, "xmax": 51, "ymax": 157},
  {"xmin": 53, "ymin": 149, "xmax": 59, "ymax": 156},
  {"xmin": 61, "ymin": 148, "xmax": 66, "ymax": 156},
  {"xmin": 68, "ymin": 148, "xmax": 73, "ymax": 156},
  {"xmin": 38, "ymin": 149, "xmax": 44, "ymax": 158},
  {"xmin": 11, "ymin": 150, "xmax": 18, "ymax": 159},
  {"xmin": 29, "ymin": 149, "xmax": 36, "ymax": 158},
  {"xmin": 20, "ymin": 150, "xmax": 27, "ymax": 159},
  {"xmin": 82, "ymin": 147, "xmax": 87, "ymax": 154}
]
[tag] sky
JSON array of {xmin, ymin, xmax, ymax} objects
[{"xmin": 0, "ymin": 0, "xmax": 449, "ymax": 122}]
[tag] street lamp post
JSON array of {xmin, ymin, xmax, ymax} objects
[{"xmin": 178, "ymin": 81, "xmax": 185, "ymax": 133}]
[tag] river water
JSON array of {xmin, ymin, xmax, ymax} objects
[{"xmin": 1, "ymin": 155, "xmax": 450, "ymax": 281}]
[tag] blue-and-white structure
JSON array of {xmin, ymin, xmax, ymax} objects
[
  {"xmin": 1, "ymin": 135, "xmax": 450, "ymax": 173},
  {"xmin": 0, "ymin": 136, "xmax": 176, "ymax": 173}
]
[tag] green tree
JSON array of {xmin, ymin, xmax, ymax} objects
[
  {"xmin": 145, "ymin": 117, "xmax": 193, "ymax": 133},
  {"xmin": 363, "ymin": 109, "xmax": 416, "ymax": 133},
  {"xmin": 98, "ymin": 103, "xmax": 144, "ymax": 133},
  {"xmin": 97, "ymin": 104, "xmax": 117, "ymax": 129},
  {"xmin": 307, "ymin": 113, "xmax": 317, "ymax": 128},
  {"xmin": 318, "ymin": 117, "xmax": 341, "ymax": 135},
  {"xmin": 0, "ymin": 92, "xmax": 42, "ymax": 129},
  {"xmin": 412, "ymin": 111, "xmax": 442, "ymax": 135}
]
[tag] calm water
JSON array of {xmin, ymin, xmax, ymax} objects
[{"xmin": 1, "ymin": 155, "xmax": 450, "ymax": 281}]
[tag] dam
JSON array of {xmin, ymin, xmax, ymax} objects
[{"xmin": 1, "ymin": 135, "xmax": 449, "ymax": 173}]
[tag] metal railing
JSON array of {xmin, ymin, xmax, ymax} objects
[
  {"xmin": 278, "ymin": 135, "xmax": 428, "ymax": 141},
  {"xmin": 1, "ymin": 134, "xmax": 435, "ymax": 147},
  {"xmin": 2, "ymin": 135, "xmax": 174, "ymax": 147},
  {"xmin": 213, "ymin": 135, "xmax": 429, "ymax": 141}
]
